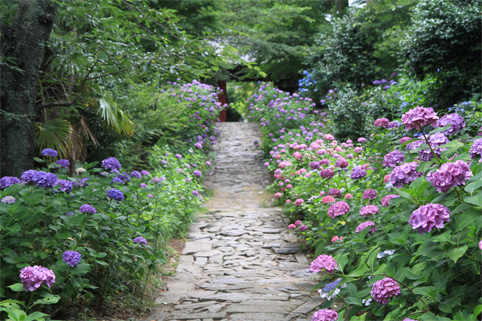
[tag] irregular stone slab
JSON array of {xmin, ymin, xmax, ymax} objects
[
  {"xmin": 170, "ymin": 312, "xmax": 226, "ymax": 320},
  {"xmin": 183, "ymin": 241, "xmax": 212, "ymax": 255},
  {"xmin": 229, "ymin": 313, "xmax": 287, "ymax": 321},
  {"xmin": 292, "ymin": 298, "xmax": 323, "ymax": 314}
]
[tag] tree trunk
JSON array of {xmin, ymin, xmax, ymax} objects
[
  {"xmin": 337, "ymin": 0, "xmax": 349, "ymax": 16},
  {"xmin": 0, "ymin": 0, "xmax": 56, "ymax": 177}
]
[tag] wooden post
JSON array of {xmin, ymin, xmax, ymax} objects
[{"xmin": 217, "ymin": 81, "xmax": 227, "ymax": 122}]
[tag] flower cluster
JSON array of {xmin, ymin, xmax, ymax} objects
[
  {"xmin": 427, "ymin": 160, "xmax": 472, "ymax": 192},
  {"xmin": 312, "ymin": 309, "xmax": 338, "ymax": 321},
  {"xmin": 310, "ymin": 254, "xmax": 337, "ymax": 274},
  {"xmin": 55, "ymin": 159, "xmax": 70, "ymax": 168},
  {"xmin": 359, "ymin": 205, "xmax": 379, "ymax": 218},
  {"xmin": 401, "ymin": 106, "xmax": 439, "ymax": 131},
  {"xmin": 106, "ymin": 188, "xmax": 125, "ymax": 201},
  {"xmin": 351, "ymin": 166, "xmax": 367, "ymax": 180},
  {"xmin": 1, "ymin": 196, "xmax": 16, "ymax": 204},
  {"xmin": 362, "ymin": 189, "xmax": 377, "ymax": 200},
  {"xmin": 80, "ymin": 204, "xmax": 96, "ymax": 214},
  {"xmin": 356, "ymin": 221, "xmax": 376, "ymax": 235},
  {"xmin": 328, "ymin": 188, "xmax": 341, "ymax": 198},
  {"xmin": 63, "ymin": 251, "xmax": 81, "ymax": 267},
  {"xmin": 374, "ymin": 118, "xmax": 390, "ymax": 128},
  {"xmin": 56, "ymin": 179, "xmax": 73, "ymax": 193},
  {"xmin": 437, "ymin": 113, "xmax": 465, "ymax": 135},
  {"xmin": 20, "ymin": 265, "xmax": 56, "ymax": 291},
  {"xmin": 390, "ymin": 162, "xmax": 422, "ymax": 188},
  {"xmin": 133, "ymin": 236, "xmax": 147, "ymax": 245},
  {"xmin": 335, "ymin": 157, "xmax": 348, "ymax": 168},
  {"xmin": 193, "ymin": 170, "xmax": 202, "ymax": 177},
  {"xmin": 36, "ymin": 172, "xmax": 58, "ymax": 188},
  {"xmin": 327, "ymin": 201, "xmax": 350, "ymax": 218},
  {"xmin": 383, "ymin": 150, "xmax": 405, "ymax": 168},
  {"xmin": 130, "ymin": 171, "xmax": 141, "ymax": 179},
  {"xmin": 409, "ymin": 203, "xmax": 450, "ymax": 234},
  {"xmin": 469, "ymin": 138, "xmax": 482, "ymax": 160},
  {"xmin": 41, "ymin": 148, "xmax": 58, "ymax": 157},
  {"xmin": 0, "ymin": 176, "xmax": 21, "ymax": 189},
  {"xmin": 320, "ymin": 169, "xmax": 334, "ymax": 179},
  {"xmin": 381, "ymin": 194, "xmax": 400, "ymax": 207},
  {"xmin": 418, "ymin": 133, "xmax": 449, "ymax": 161},
  {"xmin": 322, "ymin": 196, "xmax": 336, "ymax": 204},
  {"xmin": 101, "ymin": 157, "xmax": 122, "ymax": 171},
  {"xmin": 371, "ymin": 277, "xmax": 401, "ymax": 304}
]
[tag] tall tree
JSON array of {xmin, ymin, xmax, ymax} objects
[{"xmin": 1, "ymin": 0, "xmax": 57, "ymax": 176}]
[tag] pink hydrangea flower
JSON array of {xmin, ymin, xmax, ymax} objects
[
  {"xmin": 354, "ymin": 147, "xmax": 364, "ymax": 153},
  {"xmin": 328, "ymin": 188, "xmax": 341, "ymax": 198},
  {"xmin": 401, "ymin": 106, "xmax": 439, "ymax": 131},
  {"xmin": 331, "ymin": 235, "xmax": 343, "ymax": 243},
  {"xmin": 322, "ymin": 196, "xmax": 336, "ymax": 203},
  {"xmin": 294, "ymin": 199, "xmax": 304, "ymax": 206},
  {"xmin": 293, "ymin": 152, "xmax": 302, "ymax": 159},
  {"xmin": 358, "ymin": 137, "xmax": 367, "ymax": 143},
  {"xmin": 320, "ymin": 169, "xmax": 335, "ymax": 179},
  {"xmin": 479, "ymin": 239, "xmax": 482, "ymax": 253},
  {"xmin": 437, "ymin": 113, "xmax": 465, "ymax": 135},
  {"xmin": 427, "ymin": 160, "xmax": 472, "ymax": 192},
  {"xmin": 400, "ymin": 137, "xmax": 411, "ymax": 144},
  {"xmin": 418, "ymin": 133, "xmax": 449, "ymax": 161},
  {"xmin": 328, "ymin": 201, "xmax": 350, "ymax": 218},
  {"xmin": 286, "ymin": 200, "xmax": 291, "ymax": 204},
  {"xmin": 374, "ymin": 118, "xmax": 390, "ymax": 128},
  {"xmin": 382, "ymin": 194, "xmax": 400, "ymax": 207},
  {"xmin": 344, "ymin": 193, "xmax": 353, "ymax": 199},
  {"xmin": 324, "ymin": 134, "xmax": 335, "ymax": 140},
  {"xmin": 295, "ymin": 220, "xmax": 302, "ymax": 226},
  {"xmin": 371, "ymin": 277, "xmax": 401, "ymax": 304},
  {"xmin": 360, "ymin": 205, "xmax": 379, "ymax": 217},
  {"xmin": 310, "ymin": 254, "xmax": 337, "ymax": 274},
  {"xmin": 288, "ymin": 224, "xmax": 296, "ymax": 230},
  {"xmin": 469, "ymin": 138, "xmax": 482, "ymax": 161},
  {"xmin": 335, "ymin": 157, "xmax": 348, "ymax": 168},
  {"xmin": 312, "ymin": 309, "xmax": 338, "ymax": 321},
  {"xmin": 383, "ymin": 150, "xmax": 405, "ymax": 168},
  {"xmin": 20, "ymin": 266, "xmax": 56, "ymax": 291},
  {"xmin": 383, "ymin": 174, "xmax": 390, "ymax": 183},
  {"xmin": 390, "ymin": 162, "xmax": 422, "ymax": 188},
  {"xmin": 356, "ymin": 221, "xmax": 376, "ymax": 235},
  {"xmin": 274, "ymin": 192, "xmax": 281, "ymax": 198},
  {"xmin": 409, "ymin": 203, "xmax": 450, "ymax": 234},
  {"xmin": 362, "ymin": 189, "xmax": 377, "ymax": 200}
]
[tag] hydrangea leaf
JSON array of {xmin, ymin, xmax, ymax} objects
[
  {"xmin": 33, "ymin": 294, "xmax": 60, "ymax": 306},
  {"xmin": 447, "ymin": 245, "xmax": 468, "ymax": 263},
  {"xmin": 7, "ymin": 283, "xmax": 24, "ymax": 292},
  {"xmin": 464, "ymin": 194, "xmax": 482, "ymax": 207},
  {"xmin": 344, "ymin": 296, "xmax": 362, "ymax": 306}
]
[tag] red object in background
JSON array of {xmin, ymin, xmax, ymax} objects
[{"xmin": 217, "ymin": 81, "xmax": 227, "ymax": 122}]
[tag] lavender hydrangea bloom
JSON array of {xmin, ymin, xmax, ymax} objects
[
  {"xmin": 1, "ymin": 196, "xmax": 16, "ymax": 204},
  {"xmin": 309, "ymin": 161, "xmax": 320, "ymax": 170},
  {"xmin": 130, "ymin": 171, "xmax": 141, "ymax": 179},
  {"xmin": 328, "ymin": 188, "xmax": 341, "ymax": 198},
  {"xmin": 56, "ymin": 179, "xmax": 73, "ymax": 193},
  {"xmin": 374, "ymin": 118, "xmax": 389, "ymax": 128},
  {"xmin": 360, "ymin": 205, "xmax": 379, "ymax": 217},
  {"xmin": 356, "ymin": 221, "xmax": 376, "ymax": 234},
  {"xmin": 371, "ymin": 277, "xmax": 400, "ymax": 304},
  {"xmin": 469, "ymin": 138, "xmax": 482, "ymax": 160},
  {"xmin": 387, "ymin": 121, "xmax": 400, "ymax": 129},
  {"xmin": 21, "ymin": 170, "xmax": 40, "ymax": 183},
  {"xmin": 36, "ymin": 172, "xmax": 58, "ymax": 188},
  {"xmin": 310, "ymin": 254, "xmax": 337, "ymax": 274},
  {"xmin": 401, "ymin": 106, "xmax": 439, "ymax": 131},
  {"xmin": 0, "ymin": 176, "xmax": 21, "ymax": 189},
  {"xmin": 351, "ymin": 166, "xmax": 367, "ymax": 179},
  {"xmin": 106, "ymin": 188, "xmax": 125, "ymax": 201},
  {"xmin": 427, "ymin": 160, "xmax": 473, "ymax": 192},
  {"xmin": 175, "ymin": 154, "xmax": 182, "ymax": 159},
  {"xmin": 113, "ymin": 173, "xmax": 130, "ymax": 184},
  {"xmin": 362, "ymin": 189, "xmax": 378, "ymax": 200},
  {"xmin": 65, "ymin": 212, "xmax": 74, "ymax": 216},
  {"xmin": 140, "ymin": 170, "xmax": 150, "ymax": 176},
  {"xmin": 41, "ymin": 148, "xmax": 58, "ymax": 157},
  {"xmin": 390, "ymin": 162, "xmax": 422, "ymax": 188},
  {"xmin": 151, "ymin": 177, "xmax": 164, "ymax": 184},
  {"xmin": 55, "ymin": 159, "xmax": 70, "ymax": 168},
  {"xmin": 419, "ymin": 133, "xmax": 449, "ymax": 161},
  {"xmin": 409, "ymin": 203, "xmax": 450, "ymax": 234},
  {"xmin": 192, "ymin": 190, "xmax": 199, "ymax": 196},
  {"xmin": 320, "ymin": 169, "xmax": 335, "ymax": 179},
  {"xmin": 101, "ymin": 157, "xmax": 122, "ymax": 171},
  {"xmin": 358, "ymin": 137, "xmax": 367, "ymax": 143},
  {"xmin": 383, "ymin": 150, "xmax": 405, "ymax": 168},
  {"xmin": 193, "ymin": 170, "xmax": 202, "ymax": 177},
  {"xmin": 298, "ymin": 224, "xmax": 308, "ymax": 232},
  {"xmin": 133, "ymin": 236, "xmax": 147, "ymax": 245},
  {"xmin": 437, "ymin": 113, "xmax": 465, "ymax": 135},
  {"xmin": 405, "ymin": 140, "xmax": 424, "ymax": 152},
  {"xmin": 382, "ymin": 194, "xmax": 400, "ymax": 207},
  {"xmin": 63, "ymin": 251, "xmax": 81, "ymax": 267},
  {"xmin": 20, "ymin": 265, "xmax": 55, "ymax": 291},
  {"xmin": 335, "ymin": 157, "xmax": 348, "ymax": 168},
  {"xmin": 327, "ymin": 201, "xmax": 350, "ymax": 218},
  {"xmin": 312, "ymin": 309, "xmax": 338, "ymax": 321},
  {"xmin": 79, "ymin": 204, "xmax": 96, "ymax": 214}
]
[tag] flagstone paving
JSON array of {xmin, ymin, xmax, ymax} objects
[{"xmin": 146, "ymin": 122, "xmax": 322, "ymax": 321}]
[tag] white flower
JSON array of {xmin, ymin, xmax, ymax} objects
[
  {"xmin": 377, "ymin": 250, "xmax": 396, "ymax": 259},
  {"xmin": 76, "ymin": 167, "xmax": 86, "ymax": 173}
]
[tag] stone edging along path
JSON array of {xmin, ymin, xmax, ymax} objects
[{"xmin": 146, "ymin": 122, "xmax": 323, "ymax": 321}]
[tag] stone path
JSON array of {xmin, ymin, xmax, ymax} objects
[{"xmin": 146, "ymin": 123, "xmax": 321, "ymax": 321}]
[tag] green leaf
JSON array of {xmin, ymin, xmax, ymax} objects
[
  {"xmin": 456, "ymin": 209, "xmax": 482, "ymax": 230},
  {"xmin": 7, "ymin": 283, "xmax": 25, "ymax": 292},
  {"xmin": 344, "ymin": 296, "xmax": 362, "ymax": 306},
  {"xmin": 334, "ymin": 252, "xmax": 349, "ymax": 272},
  {"xmin": 447, "ymin": 245, "xmax": 468, "ymax": 263},
  {"xmin": 348, "ymin": 263, "xmax": 369, "ymax": 277},
  {"xmin": 464, "ymin": 193, "xmax": 482, "ymax": 207},
  {"xmin": 473, "ymin": 304, "xmax": 482, "ymax": 321},
  {"xmin": 349, "ymin": 313, "xmax": 367, "ymax": 321},
  {"xmin": 465, "ymin": 179, "xmax": 482, "ymax": 194},
  {"xmin": 24, "ymin": 311, "xmax": 49, "ymax": 321},
  {"xmin": 33, "ymin": 294, "xmax": 61, "ymax": 306}
]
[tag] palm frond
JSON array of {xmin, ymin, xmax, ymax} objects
[
  {"xmin": 35, "ymin": 119, "xmax": 72, "ymax": 158},
  {"xmin": 97, "ymin": 97, "xmax": 135, "ymax": 136}
]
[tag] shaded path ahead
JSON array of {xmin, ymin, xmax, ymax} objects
[{"xmin": 147, "ymin": 123, "xmax": 321, "ymax": 321}]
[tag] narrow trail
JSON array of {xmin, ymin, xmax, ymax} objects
[{"xmin": 147, "ymin": 122, "xmax": 321, "ymax": 321}]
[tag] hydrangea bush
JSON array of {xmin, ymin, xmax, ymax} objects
[{"xmin": 248, "ymin": 87, "xmax": 482, "ymax": 320}]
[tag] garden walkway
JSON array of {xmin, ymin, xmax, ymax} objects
[{"xmin": 146, "ymin": 122, "xmax": 321, "ymax": 321}]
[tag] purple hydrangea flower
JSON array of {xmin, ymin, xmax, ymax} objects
[
  {"xmin": 80, "ymin": 204, "xmax": 96, "ymax": 214},
  {"xmin": 327, "ymin": 201, "xmax": 350, "ymax": 218},
  {"xmin": 387, "ymin": 121, "xmax": 400, "ymax": 129},
  {"xmin": 358, "ymin": 137, "xmax": 367, "ymax": 143},
  {"xmin": 362, "ymin": 189, "xmax": 378, "ymax": 200},
  {"xmin": 113, "ymin": 173, "xmax": 130, "ymax": 184},
  {"xmin": 193, "ymin": 170, "xmax": 202, "ymax": 177},
  {"xmin": 335, "ymin": 157, "xmax": 348, "ymax": 168},
  {"xmin": 401, "ymin": 106, "xmax": 439, "ymax": 131},
  {"xmin": 36, "ymin": 172, "xmax": 58, "ymax": 188},
  {"xmin": 383, "ymin": 150, "xmax": 405, "ymax": 168},
  {"xmin": 309, "ymin": 161, "xmax": 320, "ymax": 170},
  {"xmin": 41, "ymin": 148, "xmax": 58, "ymax": 157},
  {"xmin": 427, "ymin": 160, "xmax": 473, "ymax": 192},
  {"xmin": 106, "ymin": 188, "xmax": 125, "ymax": 201},
  {"xmin": 151, "ymin": 177, "xmax": 165, "ymax": 184},
  {"xmin": 381, "ymin": 194, "xmax": 400, "ymax": 207},
  {"xmin": 20, "ymin": 265, "xmax": 55, "ymax": 291},
  {"xmin": 161, "ymin": 160, "xmax": 168, "ymax": 165},
  {"xmin": 374, "ymin": 118, "xmax": 390, "ymax": 128},
  {"xmin": 390, "ymin": 162, "xmax": 422, "ymax": 188},
  {"xmin": 192, "ymin": 190, "xmax": 199, "ymax": 196},
  {"xmin": 405, "ymin": 140, "xmax": 424, "ymax": 152},
  {"xmin": 140, "ymin": 183, "xmax": 147, "ymax": 188},
  {"xmin": 351, "ymin": 166, "xmax": 367, "ymax": 180},
  {"xmin": 409, "ymin": 203, "xmax": 450, "ymax": 234},
  {"xmin": 175, "ymin": 154, "xmax": 182, "ymax": 159},
  {"xmin": 320, "ymin": 169, "xmax": 334, "ymax": 179},
  {"xmin": 65, "ymin": 212, "xmax": 74, "ymax": 216},
  {"xmin": 56, "ymin": 179, "xmax": 73, "ymax": 193},
  {"xmin": 418, "ymin": 133, "xmax": 449, "ymax": 161},
  {"xmin": 1, "ymin": 196, "xmax": 16, "ymax": 204},
  {"xmin": 130, "ymin": 171, "xmax": 141, "ymax": 179},
  {"xmin": 194, "ymin": 142, "xmax": 203, "ymax": 149},
  {"xmin": 0, "ymin": 176, "xmax": 21, "ymax": 189},
  {"xmin": 310, "ymin": 255, "xmax": 337, "ymax": 274},
  {"xmin": 354, "ymin": 147, "xmax": 364, "ymax": 153},
  {"xmin": 140, "ymin": 170, "xmax": 150, "ymax": 176},
  {"xmin": 371, "ymin": 277, "xmax": 400, "ymax": 304},
  {"xmin": 312, "ymin": 309, "xmax": 338, "ymax": 321},
  {"xmin": 469, "ymin": 138, "xmax": 482, "ymax": 160},
  {"xmin": 133, "ymin": 236, "xmax": 147, "ymax": 245},
  {"xmin": 328, "ymin": 188, "xmax": 341, "ymax": 198},
  {"xmin": 360, "ymin": 205, "xmax": 379, "ymax": 217},
  {"xmin": 437, "ymin": 113, "xmax": 465, "ymax": 135},
  {"xmin": 298, "ymin": 224, "xmax": 308, "ymax": 232},
  {"xmin": 21, "ymin": 170, "xmax": 40, "ymax": 183},
  {"xmin": 101, "ymin": 157, "xmax": 122, "ymax": 171},
  {"xmin": 206, "ymin": 161, "xmax": 211, "ymax": 166},
  {"xmin": 63, "ymin": 251, "xmax": 81, "ymax": 267},
  {"xmin": 356, "ymin": 221, "xmax": 376, "ymax": 234},
  {"xmin": 55, "ymin": 159, "xmax": 70, "ymax": 168}
]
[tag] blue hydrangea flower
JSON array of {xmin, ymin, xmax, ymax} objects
[
  {"xmin": 56, "ymin": 179, "xmax": 73, "ymax": 193},
  {"xmin": 36, "ymin": 172, "xmax": 58, "ymax": 188},
  {"xmin": 63, "ymin": 251, "xmax": 81, "ymax": 267},
  {"xmin": 55, "ymin": 159, "xmax": 70, "ymax": 168},
  {"xmin": 130, "ymin": 171, "xmax": 141, "ymax": 179},
  {"xmin": 133, "ymin": 236, "xmax": 147, "ymax": 245},
  {"xmin": 106, "ymin": 188, "xmax": 125, "ymax": 201},
  {"xmin": 101, "ymin": 157, "xmax": 122, "ymax": 171},
  {"xmin": 0, "ymin": 176, "xmax": 21, "ymax": 189},
  {"xmin": 79, "ymin": 204, "xmax": 96, "ymax": 214},
  {"xmin": 41, "ymin": 149, "xmax": 58, "ymax": 157}
]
